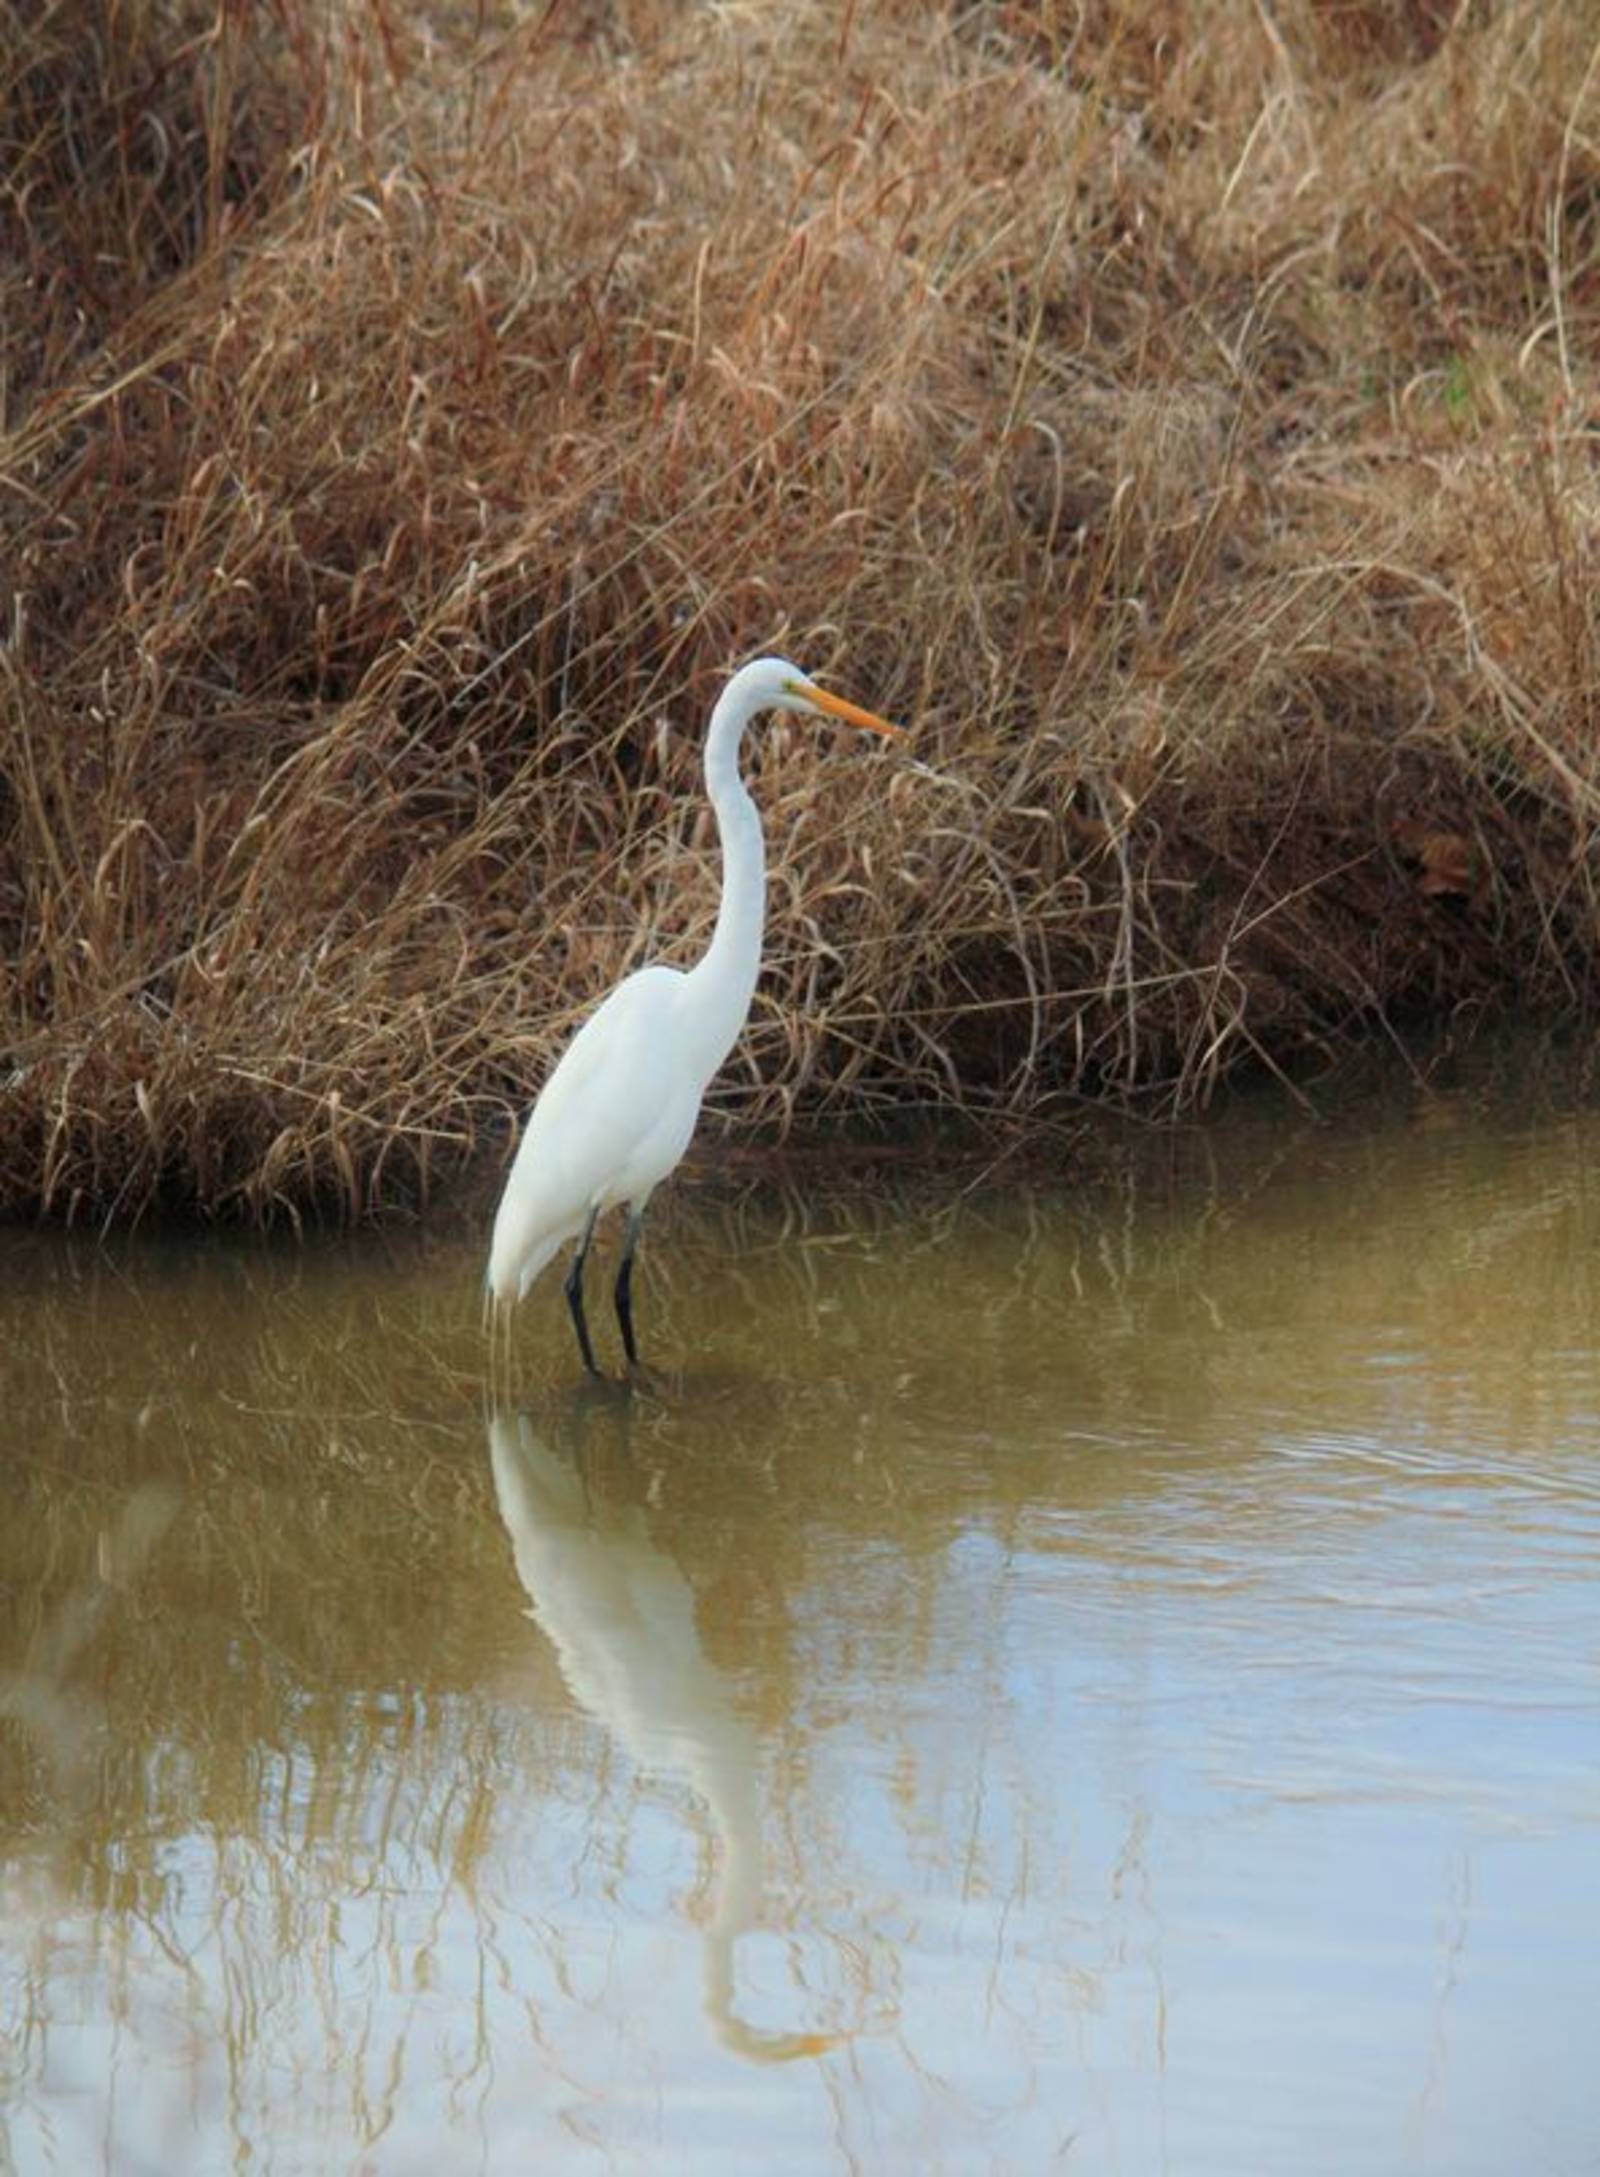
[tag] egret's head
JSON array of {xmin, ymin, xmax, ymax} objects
[{"xmin": 730, "ymin": 655, "xmax": 905, "ymax": 740}]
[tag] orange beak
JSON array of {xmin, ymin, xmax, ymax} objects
[{"xmin": 802, "ymin": 683, "xmax": 906, "ymax": 740}]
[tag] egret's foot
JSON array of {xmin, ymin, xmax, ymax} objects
[{"xmin": 566, "ymin": 1367, "xmax": 632, "ymax": 1412}]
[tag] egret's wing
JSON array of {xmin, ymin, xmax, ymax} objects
[{"xmin": 487, "ymin": 966, "xmax": 684, "ymax": 1299}]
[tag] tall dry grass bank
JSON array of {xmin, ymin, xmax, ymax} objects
[{"xmin": 4, "ymin": 0, "xmax": 1600, "ymax": 1221}]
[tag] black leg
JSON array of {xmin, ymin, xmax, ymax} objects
[
  {"xmin": 614, "ymin": 1206, "xmax": 645, "ymax": 1367},
  {"xmin": 564, "ymin": 1206, "xmax": 601, "ymax": 1375}
]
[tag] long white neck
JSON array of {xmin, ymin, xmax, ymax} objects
[{"xmin": 682, "ymin": 682, "xmax": 766, "ymax": 1077}]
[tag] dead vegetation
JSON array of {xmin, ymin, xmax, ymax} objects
[{"xmin": 3, "ymin": 0, "xmax": 1599, "ymax": 1221}]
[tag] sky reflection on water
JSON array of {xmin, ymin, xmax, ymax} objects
[{"xmin": 2, "ymin": 1079, "xmax": 1598, "ymax": 2172}]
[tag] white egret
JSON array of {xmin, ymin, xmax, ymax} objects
[{"xmin": 486, "ymin": 655, "xmax": 904, "ymax": 1371}]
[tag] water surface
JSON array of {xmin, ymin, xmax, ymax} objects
[{"xmin": 2, "ymin": 1080, "xmax": 1598, "ymax": 2172}]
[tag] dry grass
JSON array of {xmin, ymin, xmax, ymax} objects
[{"xmin": 4, "ymin": 0, "xmax": 1600, "ymax": 1221}]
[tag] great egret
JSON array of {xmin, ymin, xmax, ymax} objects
[{"xmin": 486, "ymin": 655, "xmax": 904, "ymax": 1371}]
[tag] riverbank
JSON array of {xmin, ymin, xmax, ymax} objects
[{"xmin": 5, "ymin": 1, "xmax": 1598, "ymax": 1220}]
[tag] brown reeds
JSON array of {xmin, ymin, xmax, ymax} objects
[{"xmin": 4, "ymin": 0, "xmax": 1600, "ymax": 1222}]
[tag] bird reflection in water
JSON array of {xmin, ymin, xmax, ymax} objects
[
  {"xmin": 486, "ymin": 1402, "xmax": 836, "ymax": 2063},
  {"xmin": 0, "ymin": 1482, "xmax": 178, "ymax": 1809}
]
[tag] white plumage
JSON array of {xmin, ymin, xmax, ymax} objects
[{"xmin": 486, "ymin": 656, "xmax": 902, "ymax": 1371}]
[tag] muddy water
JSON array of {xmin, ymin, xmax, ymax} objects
[{"xmin": 2, "ymin": 1080, "xmax": 1598, "ymax": 2173}]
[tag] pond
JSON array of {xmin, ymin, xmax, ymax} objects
[{"xmin": 2, "ymin": 1066, "xmax": 1597, "ymax": 2173}]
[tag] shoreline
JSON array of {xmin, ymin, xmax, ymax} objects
[{"xmin": 6, "ymin": 2, "xmax": 1597, "ymax": 1224}]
